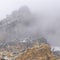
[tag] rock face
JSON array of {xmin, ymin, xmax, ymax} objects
[
  {"xmin": 0, "ymin": 6, "xmax": 33, "ymax": 47},
  {"xmin": 0, "ymin": 6, "xmax": 48, "ymax": 48},
  {"xmin": 0, "ymin": 6, "xmax": 31, "ymax": 42},
  {"xmin": 15, "ymin": 43, "xmax": 60, "ymax": 60}
]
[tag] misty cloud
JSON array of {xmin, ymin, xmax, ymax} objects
[{"xmin": 0, "ymin": 0, "xmax": 60, "ymax": 46}]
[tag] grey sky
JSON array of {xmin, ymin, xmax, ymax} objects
[{"xmin": 0, "ymin": 0, "xmax": 60, "ymax": 20}]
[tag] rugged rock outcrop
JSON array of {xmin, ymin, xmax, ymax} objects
[
  {"xmin": 15, "ymin": 43, "xmax": 60, "ymax": 60},
  {"xmin": 0, "ymin": 6, "xmax": 48, "ymax": 48}
]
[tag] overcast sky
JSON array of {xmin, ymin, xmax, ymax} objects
[{"xmin": 0, "ymin": 0, "xmax": 60, "ymax": 20}]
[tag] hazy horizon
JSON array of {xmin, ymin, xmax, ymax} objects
[{"xmin": 0, "ymin": 0, "xmax": 60, "ymax": 20}]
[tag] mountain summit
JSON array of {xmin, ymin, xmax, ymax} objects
[{"xmin": 0, "ymin": 6, "xmax": 47, "ymax": 48}]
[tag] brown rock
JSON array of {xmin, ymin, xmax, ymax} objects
[{"xmin": 15, "ymin": 43, "xmax": 60, "ymax": 60}]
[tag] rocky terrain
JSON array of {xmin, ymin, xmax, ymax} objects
[
  {"xmin": 15, "ymin": 43, "xmax": 60, "ymax": 60},
  {"xmin": 0, "ymin": 6, "xmax": 60, "ymax": 60}
]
